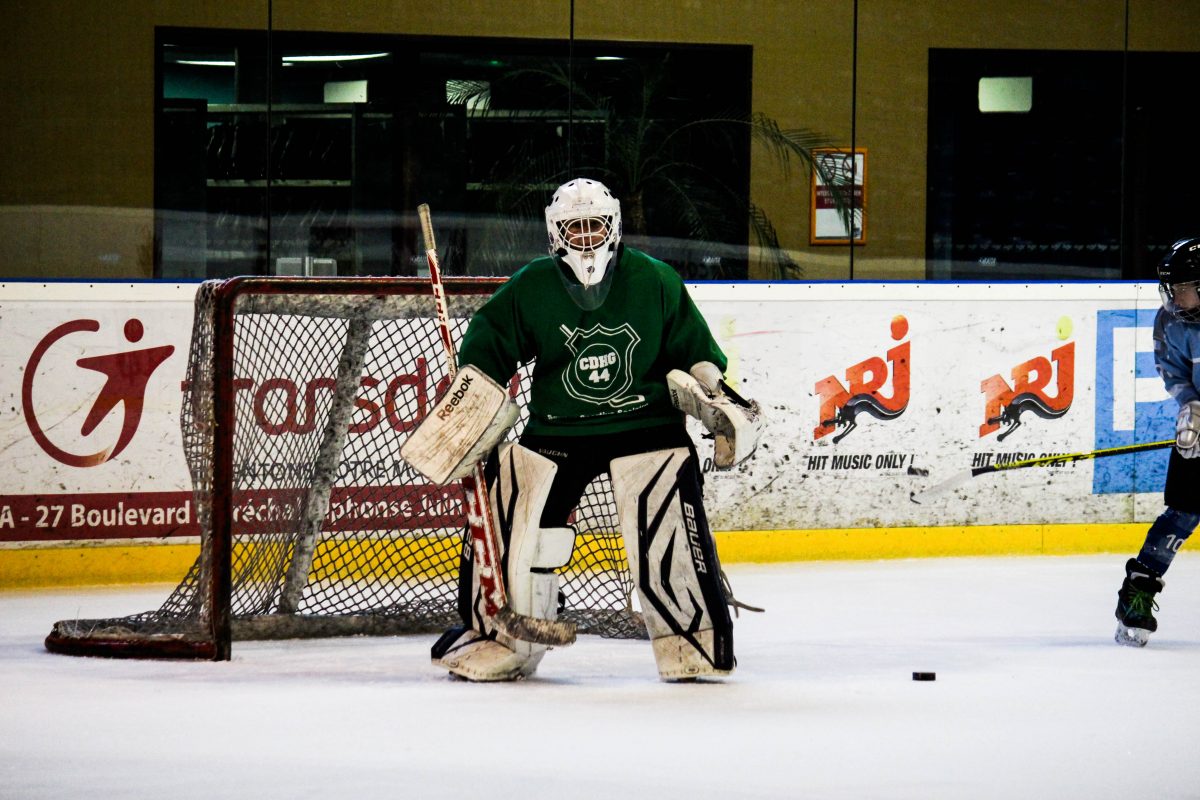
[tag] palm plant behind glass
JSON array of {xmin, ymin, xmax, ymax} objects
[{"xmin": 450, "ymin": 55, "xmax": 847, "ymax": 280}]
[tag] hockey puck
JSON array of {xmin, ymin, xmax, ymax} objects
[{"xmin": 912, "ymin": 671, "xmax": 936, "ymax": 681}]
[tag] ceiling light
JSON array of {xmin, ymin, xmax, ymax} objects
[
  {"xmin": 978, "ymin": 76, "xmax": 1033, "ymax": 113},
  {"xmin": 281, "ymin": 52, "xmax": 391, "ymax": 64}
]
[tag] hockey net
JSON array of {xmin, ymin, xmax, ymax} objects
[{"xmin": 46, "ymin": 277, "xmax": 644, "ymax": 659}]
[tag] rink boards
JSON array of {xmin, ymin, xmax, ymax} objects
[{"xmin": 0, "ymin": 280, "xmax": 1172, "ymax": 586}]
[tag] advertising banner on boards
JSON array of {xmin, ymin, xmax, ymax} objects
[
  {"xmin": 0, "ymin": 281, "xmax": 1175, "ymax": 545},
  {"xmin": 688, "ymin": 282, "xmax": 1171, "ymax": 530}
]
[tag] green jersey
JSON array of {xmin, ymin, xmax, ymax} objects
[{"xmin": 458, "ymin": 247, "xmax": 727, "ymax": 437}]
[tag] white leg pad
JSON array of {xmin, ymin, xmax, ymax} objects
[
  {"xmin": 489, "ymin": 444, "xmax": 576, "ymax": 658},
  {"xmin": 653, "ymin": 630, "xmax": 734, "ymax": 681},
  {"xmin": 434, "ymin": 446, "xmax": 575, "ymax": 680},
  {"xmin": 432, "ymin": 628, "xmax": 543, "ymax": 681},
  {"xmin": 610, "ymin": 447, "xmax": 735, "ymax": 679}
]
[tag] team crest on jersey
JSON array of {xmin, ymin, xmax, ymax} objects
[{"xmin": 559, "ymin": 323, "xmax": 646, "ymax": 408}]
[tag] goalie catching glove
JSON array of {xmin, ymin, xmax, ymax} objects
[
  {"xmin": 1177, "ymin": 400, "xmax": 1200, "ymax": 459},
  {"xmin": 667, "ymin": 362, "xmax": 763, "ymax": 469},
  {"xmin": 400, "ymin": 364, "xmax": 519, "ymax": 484}
]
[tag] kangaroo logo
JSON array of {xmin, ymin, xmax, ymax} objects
[
  {"xmin": 23, "ymin": 319, "xmax": 175, "ymax": 467},
  {"xmin": 815, "ymin": 315, "xmax": 910, "ymax": 443},
  {"xmin": 980, "ymin": 339, "xmax": 1074, "ymax": 441},
  {"xmin": 559, "ymin": 322, "xmax": 645, "ymax": 408}
]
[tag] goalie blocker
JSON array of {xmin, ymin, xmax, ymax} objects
[{"xmin": 400, "ymin": 364, "xmax": 518, "ymax": 485}]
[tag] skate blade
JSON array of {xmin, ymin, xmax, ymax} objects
[{"xmin": 1114, "ymin": 622, "xmax": 1151, "ymax": 648}]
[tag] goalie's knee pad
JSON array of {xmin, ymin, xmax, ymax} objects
[
  {"xmin": 462, "ymin": 443, "xmax": 576, "ymax": 658},
  {"xmin": 609, "ymin": 447, "xmax": 734, "ymax": 680}
]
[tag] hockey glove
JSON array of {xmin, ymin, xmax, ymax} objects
[
  {"xmin": 1176, "ymin": 400, "xmax": 1200, "ymax": 459},
  {"xmin": 667, "ymin": 367, "xmax": 763, "ymax": 469}
]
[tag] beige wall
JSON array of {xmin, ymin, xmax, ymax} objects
[
  {"xmin": 0, "ymin": 2, "xmax": 268, "ymax": 278},
  {"xmin": 1, "ymin": 0, "xmax": 1197, "ymax": 279},
  {"xmin": 849, "ymin": 1, "xmax": 1126, "ymax": 279}
]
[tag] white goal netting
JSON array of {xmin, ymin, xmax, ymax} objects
[{"xmin": 46, "ymin": 277, "xmax": 644, "ymax": 659}]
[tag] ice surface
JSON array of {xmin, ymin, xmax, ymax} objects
[{"xmin": 3, "ymin": 555, "xmax": 1199, "ymax": 799}]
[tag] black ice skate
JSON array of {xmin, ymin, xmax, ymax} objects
[{"xmin": 1114, "ymin": 558, "xmax": 1165, "ymax": 648}]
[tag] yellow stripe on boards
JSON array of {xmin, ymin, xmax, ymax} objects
[
  {"xmin": 1, "ymin": 524, "xmax": 1150, "ymax": 589},
  {"xmin": 0, "ymin": 544, "xmax": 200, "ymax": 589},
  {"xmin": 714, "ymin": 524, "xmax": 1148, "ymax": 562}
]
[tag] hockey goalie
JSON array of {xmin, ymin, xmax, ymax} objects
[{"xmin": 402, "ymin": 178, "xmax": 763, "ymax": 681}]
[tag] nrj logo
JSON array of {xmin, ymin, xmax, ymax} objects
[
  {"xmin": 979, "ymin": 318, "xmax": 1075, "ymax": 441},
  {"xmin": 22, "ymin": 319, "xmax": 175, "ymax": 467},
  {"xmin": 814, "ymin": 315, "xmax": 910, "ymax": 443}
]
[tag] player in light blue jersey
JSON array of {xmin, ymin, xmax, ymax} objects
[{"xmin": 1115, "ymin": 237, "xmax": 1200, "ymax": 647}]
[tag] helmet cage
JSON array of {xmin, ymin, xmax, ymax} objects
[
  {"xmin": 554, "ymin": 215, "xmax": 614, "ymax": 254},
  {"xmin": 1159, "ymin": 280, "xmax": 1200, "ymax": 323}
]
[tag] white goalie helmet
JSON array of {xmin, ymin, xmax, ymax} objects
[{"xmin": 545, "ymin": 178, "xmax": 622, "ymax": 288}]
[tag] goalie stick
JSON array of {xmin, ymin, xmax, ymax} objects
[
  {"xmin": 416, "ymin": 204, "xmax": 576, "ymax": 647},
  {"xmin": 910, "ymin": 439, "xmax": 1174, "ymax": 504}
]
